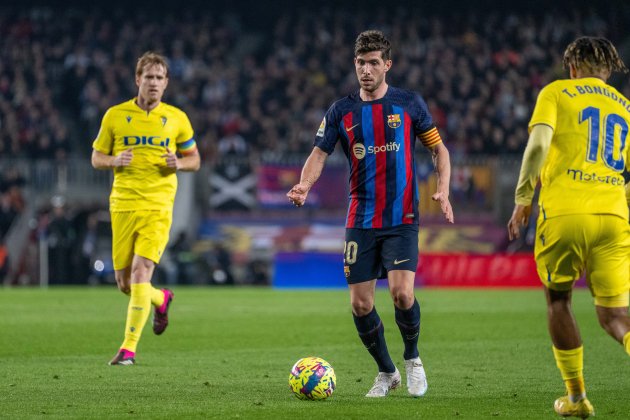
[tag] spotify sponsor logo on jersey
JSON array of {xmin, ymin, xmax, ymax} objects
[
  {"xmin": 352, "ymin": 143, "xmax": 366, "ymax": 159},
  {"xmin": 352, "ymin": 142, "xmax": 400, "ymax": 160}
]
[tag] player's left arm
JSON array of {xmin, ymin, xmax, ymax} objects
[
  {"xmin": 178, "ymin": 149, "xmax": 200, "ymax": 171},
  {"xmin": 428, "ymin": 141, "xmax": 454, "ymax": 223},
  {"xmin": 414, "ymin": 93, "xmax": 454, "ymax": 223},
  {"xmin": 164, "ymin": 113, "xmax": 200, "ymax": 172},
  {"xmin": 162, "ymin": 144, "xmax": 200, "ymax": 172}
]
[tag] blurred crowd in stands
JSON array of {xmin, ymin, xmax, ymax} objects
[
  {"xmin": 0, "ymin": 169, "xmax": 25, "ymax": 238},
  {"xmin": 1, "ymin": 4, "xmax": 629, "ymax": 164},
  {"xmin": 0, "ymin": 169, "xmax": 26, "ymax": 282}
]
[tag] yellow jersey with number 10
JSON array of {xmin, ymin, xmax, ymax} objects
[
  {"xmin": 529, "ymin": 77, "xmax": 630, "ymax": 220},
  {"xmin": 92, "ymin": 99, "xmax": 197, "ymax": 212}
]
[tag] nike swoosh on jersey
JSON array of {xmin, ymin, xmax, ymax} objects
[
  {"xmin": 393, "ymin": 258, "xmax": 410, "ymax": 265},
  {"xmin": 346, "ymin": 123, "xmax": 360, "ymax": 132}
]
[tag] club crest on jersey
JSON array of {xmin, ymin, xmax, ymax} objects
[
  {"xmin": 387, "ymin": 114, "xmax": 401, "ymax": 128},
  {"xmin": 126, "ymin": 116, "xmax": 132, "ymax": 123},
  {"xmin": 316, "ymin": 117, "xmax": 326, "ymax": 137},
  {"xmin": 161, "ymin": 117, "xmax": 167, "ymax": 127}
]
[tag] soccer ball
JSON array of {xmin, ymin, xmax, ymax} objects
[{"xmin": 288, "ymin": 357, "xmax": 336, "ymax": 400}]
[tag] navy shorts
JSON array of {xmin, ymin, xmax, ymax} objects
[{"xmin": 343, "ymin": 224, "xmax": 419, "ymax": 284}]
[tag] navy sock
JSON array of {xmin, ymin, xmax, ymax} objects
[
  {"xmin": 395, "ymin": 298, "xmax": 420, "ymax": 360},
  {"xmin": 353, "ymin": 307, "xmax": 396, "ymax": 373}
]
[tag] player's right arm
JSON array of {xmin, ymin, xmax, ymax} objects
[
  {"xmin": 286, "ymin": 146, "xmax": 328, "ymax": 207},
  {"xmin": 507, "ymin": 84, "xmax": 558, "ymax": 241},
  {"xmin": 91, "ymin": 149, "xmax": 133, "ymax": 169},
  {"xmin": 507, "ymin": 124, "xmax": 553, "ymax": 240},
  {"xmin": 288, "ymin": 105, "xmax": 339, "ymax": 207},
  {"xmin": 90, "ymin": 109, "xmax": 134, "ymax": 170}
]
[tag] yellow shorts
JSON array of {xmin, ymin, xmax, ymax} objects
[
  {"xmin": 110, "ymin": 210, "xmax": 172, "ymax": 270},
  {"xmin": 534, "ymin": 213, "xmax": 629, "ymax": 304}
]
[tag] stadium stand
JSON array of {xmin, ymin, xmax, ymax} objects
[{"xmin": 1, "ymin": 5, "xmax": 628, "ymax": 160}]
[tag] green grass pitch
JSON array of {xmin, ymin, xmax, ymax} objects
[{"xmin": 1, "ymin": 287, "xmax": 628, "ymax": 419}]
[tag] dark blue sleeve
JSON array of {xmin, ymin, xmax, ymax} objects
[
  {"xmin": 313, "ymin": 103, "xmax": 340, "ymax": 155},
  {"xmin": 412, "ymin": 93, "xmax": 434, "ymax": 135}
]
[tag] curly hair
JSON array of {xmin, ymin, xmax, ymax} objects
[
  {"xmin": 563, "ymin": 36, "xmax": 628, "ymax": 75},
  {"xmin": 135, "ymin": 51, "xmax": 169, "ymax": 77},
  {"xmin": 354, "ymin": 30, "xmax": 391, "ymax": 61}
]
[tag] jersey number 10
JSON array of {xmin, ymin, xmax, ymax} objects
[{"xmin": 579, "ymin": 106, "xmax": 627, "ymax": 171}]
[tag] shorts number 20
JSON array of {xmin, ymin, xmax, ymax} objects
[{"xmin": 344, "ymin": 241, "xmax": 358, "ymax": 265}]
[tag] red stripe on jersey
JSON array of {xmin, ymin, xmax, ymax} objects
[
  {"xmin": 348, "ymin": 197, "xmax": 359, "ymax": 228},
  {"xmin": 343, "ymin": 112, "xmax": 359, "ymax": 227},
  {"xmin": 403, "ymin": 112, "xmax": 414, "ymax": 223},
  {"xmin": 372, "ymin": 104, "xmax": 386, "ymax": 228}
]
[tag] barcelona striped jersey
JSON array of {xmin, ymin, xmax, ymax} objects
[
  {"xmin": 314, "ymin": 86, "xmax": 442, "ymax": 228},
  {"xmin": 93, "ymin": 98, "xmax": 197, "ymax": 212}
]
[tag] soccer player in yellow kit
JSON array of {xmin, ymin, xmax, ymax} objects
[
  {"xmin": 508, "ymin": 37, "xmax": 630, "ymax": 418},
  {"xmin": 91, "ymin": 52, "xmax": 200, "ymax": 365}
]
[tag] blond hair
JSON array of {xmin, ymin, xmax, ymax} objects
[{"xmin": 135, "ymin": 51, "xmax": 169, "ymax": 77}]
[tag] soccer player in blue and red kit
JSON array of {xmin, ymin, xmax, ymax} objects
[{"xmin": 287, "ymin": 30, "xmax": 454, "ymax": 398}]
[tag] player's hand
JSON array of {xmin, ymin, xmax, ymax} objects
[
  {"xmin": 431, "ymin": 191, "xmax": 454, "ymax": 223},
  {"xmin": 507, "ymin": 204, "xmax": 531, "ymax": 241},
  {"xmin": 162, "ymin": 147, "xmax": 180, "ymax": 170},
  {"xmin": 287, "ymin": 183, "xmax": 310, "ymax": 207},
  {"xmin": 113, "ymin": 149, "xmax": 133, "ymax": 167}
]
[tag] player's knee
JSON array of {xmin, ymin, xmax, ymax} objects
[
  {"xmin": 131, "ymin": 260, "xmax": 154, "ymax": 282},
  {"xmin": 351, "ymin": 299, "xmax": 373, "ymax": 317},
  {"xmin": 391, "ymin": 288, "xmax": 414, "ymax": 310},
  {"xmin": 596, "ymin": 307, "xmax": 626, "ymax": 333}
]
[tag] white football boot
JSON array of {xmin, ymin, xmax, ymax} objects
[
  {"xmin": 365, "ymin": 368, "xmax": 401, "ymax": 397},
  {"xmin": 405, "ymin": 357, "xmax": 428, "ymax": 397}
]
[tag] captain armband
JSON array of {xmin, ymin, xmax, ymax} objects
[
  {"xmin": 418, "ymin": 127, "xmax": 442, "ymax": 148},
  {"xmin": 177, "ymin": 138, "xmax": 198, "ymax": 156}
]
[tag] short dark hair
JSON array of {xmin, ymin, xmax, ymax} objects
[
  {"xmin": 563, "ymin": 36, "xmax": 628, "ymax": 75},
  {"xmin": 354, "ymin": 30, "xmax": 391, "ymax": 61},
  {"xmin": 136, "ymin": 51, "xmax": 169, "ymax": 77}
]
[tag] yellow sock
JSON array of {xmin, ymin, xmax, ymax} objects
[
  {"xmin": 121, "ymin": 283, "xmax": 152, "ymax": 353},
  {"xmin": 150, "ymin": 286, "xmax": 165, "ymax": 308},
  {"xmin": 552, "ymin": 345, "xmax": 585, "ymax": 401},
  {"xmin": 624, "ymin": 332, "xmax": 630, "ymax": 357}
]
